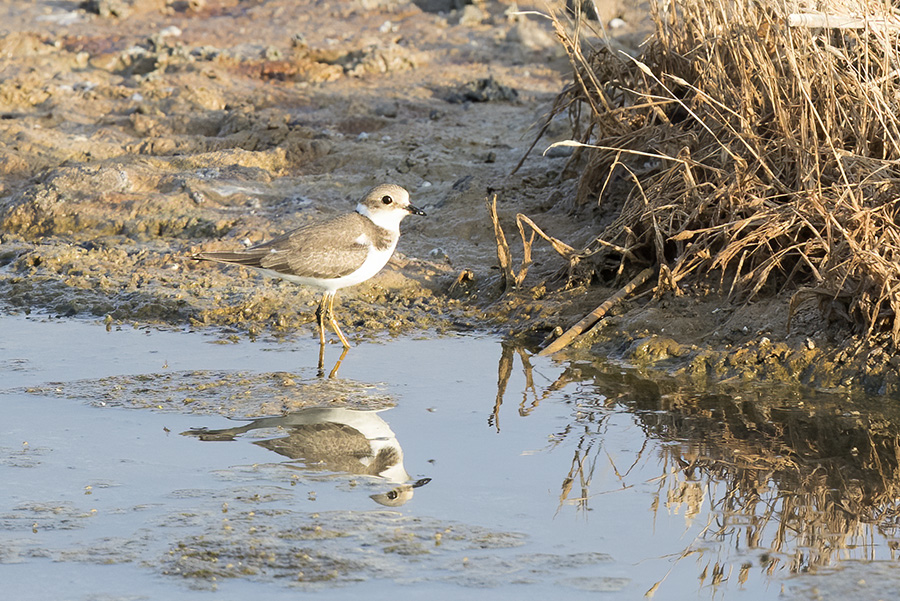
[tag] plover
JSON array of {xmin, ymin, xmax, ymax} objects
[{"xmin": 193, "ymin": 183, "xmax": 425, "ymax": 348}]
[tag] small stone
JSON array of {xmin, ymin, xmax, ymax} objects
[
  {"xmin": 506, "ymin": 20, "xmax": 557, "ymax": 51},
  {"xmin": 375, "ymin": 103, "xmax": 399, "ymax": 118},
  {"xmin": 81, "ymin": 0, "xmax": 132, "ymax": 18},
  {"xmin": 458, "ymin": 4, "xmax": 486, "ymax": 26},
  {"xmin": 445, "ymin": 77, "xmax": 519, "ymax": 104},
  {"xmin": 544, "ymin": 144, "xmax": 574, "ymax": 158},
  {"xmin": 159, "ymin": 26, "xmax": 182, "ymax": 38}
]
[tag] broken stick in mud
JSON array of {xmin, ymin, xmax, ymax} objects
[{"xmin": 539, "ymin": 267, "xmax": 655, "ymax": 356}]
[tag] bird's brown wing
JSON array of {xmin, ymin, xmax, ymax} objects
[{"xmin": 196, "ymin": 213, "xmax": 370, "ymax": 279}]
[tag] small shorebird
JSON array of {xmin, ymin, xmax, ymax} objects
[{"xmin": 193, "ymin": 184, "xmax": 425, "ymax": 355}]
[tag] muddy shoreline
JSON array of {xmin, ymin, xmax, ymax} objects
[{"xmin": 0, "ymin": 0, "xmax": 896, "ymax": 398}]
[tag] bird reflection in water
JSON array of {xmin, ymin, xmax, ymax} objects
[{"xmin": 184, "ymin": 407, "xmax": 430, "ymax": 506}]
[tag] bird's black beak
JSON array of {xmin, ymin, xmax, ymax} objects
[{"xmin": 407, "ymin": 204, "xmax": 427, "ymax": 216}]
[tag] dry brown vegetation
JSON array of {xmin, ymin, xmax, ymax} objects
[{"xmin": 532, "ymin": 0, "xmax": 900, "ymax": 347}]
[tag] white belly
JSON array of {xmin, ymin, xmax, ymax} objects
[{"xmin": 259, "ymin": 242, "xmax": 397, "ymax": 292}]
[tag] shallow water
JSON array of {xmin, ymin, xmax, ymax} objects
[{"xmin": 2, "ymin": 315, "xmax": 900, "ymax": 600}]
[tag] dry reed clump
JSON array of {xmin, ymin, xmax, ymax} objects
[{"xmin": 538, "ymin": 0, "xmax": 900, "ymax": 346}]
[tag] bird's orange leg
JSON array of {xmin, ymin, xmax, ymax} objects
[
  {"xmin": 325, "ymin": 292, "xmax": 351, "ymax": 349},
  {"xmin": 315, "ymin": 294, "xmax": 329, "ymax": 347}
]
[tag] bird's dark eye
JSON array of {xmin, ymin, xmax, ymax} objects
[{"xmin": 381, "ymin": 195, "xmax": 393, "ymax": 205}]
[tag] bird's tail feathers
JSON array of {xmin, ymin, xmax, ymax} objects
[{"xmin": 192, "ymin": 250, "xmax": 267, "ymax": 267}]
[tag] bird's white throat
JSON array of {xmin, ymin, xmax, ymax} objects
[{"xmin": 356, "ymin": 203, "xmax": 407, "ymax": 232}]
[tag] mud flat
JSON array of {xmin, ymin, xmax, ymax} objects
[{"xmin": 0, "ymin": 0, "xmax": 897, "ymax": 401}]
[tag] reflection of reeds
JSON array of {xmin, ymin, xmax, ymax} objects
[
  {"xmin": 496, "ymin": 346, "xmax": 900, "ymax": 592},
  {"xmin": 526, "ymin": 0, "xmax": 900, "ymax": 346},
  {"xmin": 641, "ymin": 386, "xmax": 900, "ymax": 571},
  {"xmin": 646, "ymin": 392, "xmax": 900, "ymax": 572},
  {"xmin": 556, "ymin": 449, "xmax": 597, "ymax": 515},
  {"xmin": 491, "ymin": 342, "xmax": 559, "ymax": 431}
]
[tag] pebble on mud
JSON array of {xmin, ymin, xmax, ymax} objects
[
  {"xmin": 81, "ymin": 0, "xmax": 132, "ymax": 18},
  {"xmin": 445, "ymin": 77, "xmax": 519, "ymax": 103}
]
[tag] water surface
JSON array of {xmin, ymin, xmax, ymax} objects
[{"xmin": 2, "ymin": 315, "xmax": 899, "ymax": 600}]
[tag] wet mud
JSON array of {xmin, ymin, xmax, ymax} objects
[{"xmin": 0, "ymin": 0, "xmax": 893, "ymax": 399}]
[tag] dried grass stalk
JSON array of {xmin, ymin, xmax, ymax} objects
[
  {"xmin": 541, "ymin": 0, "xmax": 900, "ymax": 346},
  {"xmin": 488, "ymin": 194, "xmax": 583, "ymax": 290}
]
